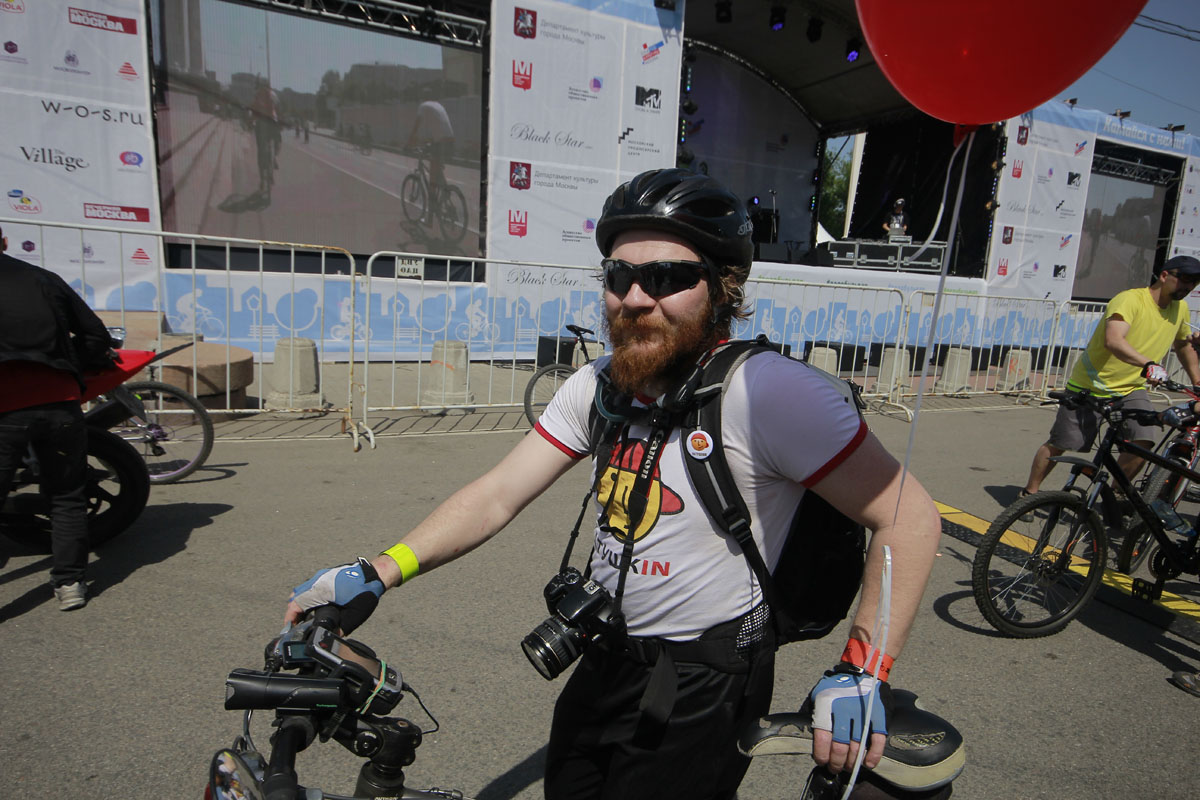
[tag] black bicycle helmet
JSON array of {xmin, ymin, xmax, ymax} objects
[{"xmin": 595, "ymin": 168, "xmax": 754, "ymax": 271}]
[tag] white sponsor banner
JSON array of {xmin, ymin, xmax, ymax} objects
[
  {"xmin": 487, "ymin": 0, "xmax": 682, "ymax": 284},
  {"xmin": 1173, "ymin": 155, "xmax": 1200, "ymax": 260},
  {"xmin": 0, "ymin": 0, "xmax": 160, "ymax": 299}
]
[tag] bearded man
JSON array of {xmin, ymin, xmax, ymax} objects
[{"xmin": 285, "ymin": 169, "xmax": 942, "ymax": 800}]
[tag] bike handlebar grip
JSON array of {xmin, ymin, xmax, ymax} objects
[{"xmin": 311, "ymin": 603, "xmax": 343, "ymax": 634}]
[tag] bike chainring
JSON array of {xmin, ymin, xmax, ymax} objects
[{"xmin": 1150, "ymin": 547, "xmax": 1182, "ymax": 581}]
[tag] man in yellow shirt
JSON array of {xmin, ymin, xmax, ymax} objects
[{"xmin": 1022, "ymin": 255, "xmax": 1200, "ymax": 496}]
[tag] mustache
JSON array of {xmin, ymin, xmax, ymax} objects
[{"xmin": 609, "ymin": 314, "xmax": 669, "ymax": 343}]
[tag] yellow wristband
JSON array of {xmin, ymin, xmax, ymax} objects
[{"xmin": 381, "ymin": 543, "xmax": 420, "ymax": 584}]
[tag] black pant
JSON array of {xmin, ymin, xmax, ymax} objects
[
  {"xmin": 544, "ymin": 643, "xmax": 776, "ymax": 800},
  {"xmin": 0, "ymin": 401, "xmax": 89, "ymax": 586}
]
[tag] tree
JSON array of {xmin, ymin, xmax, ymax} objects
[{"xmin": 819, "ymin": 140, "xmax": 853, "ymax": 238}]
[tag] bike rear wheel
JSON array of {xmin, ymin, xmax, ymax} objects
[
  {"xmin": 524, "ymin": 364, "xmax": 576, "ymax": 427},
  {"xmin": 972, "ymin": 491, "xmax": 1107, "ymax": 638},
  {"xmin": 120, "ymin": 381, "xmax": 215, "ymax": 483},
  {"xmin": 0, "ymin": 428, "xmax": 150, "ymax": 552}
]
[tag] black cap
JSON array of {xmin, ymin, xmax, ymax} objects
[
  {"xmin": 1165, "ymin": 255, "xmax": 1200, "ymax": 277},
  {"xmin": 894, "ymin": 198, "xmax": 905, "ymax": 208}
]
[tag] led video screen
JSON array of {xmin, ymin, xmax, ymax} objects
[
  {"xmin": 1075, "ymin": 172, "xmax": 1171, "ymax": 301},
  {"xmin": 152, "ymin": 0, "xmax": 483, "ymax": 258}
]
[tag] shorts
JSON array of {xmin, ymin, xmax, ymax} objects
[{"xmin": 1047, "ymin": 388, "xmax": 1157, "ymax": 451}]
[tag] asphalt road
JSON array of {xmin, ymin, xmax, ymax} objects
[{"xmin": 2, "ymin": 404, "xmax": 1199, "ymax": 799}]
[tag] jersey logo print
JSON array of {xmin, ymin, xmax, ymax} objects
[{"xmin": 596, "ymin": 438, "xmax": 683, "ymax": 540}]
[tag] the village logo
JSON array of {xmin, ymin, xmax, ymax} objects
[
  {"xmin": 20, "ymin": 146, "xmax": 90, "ymax": 172},
  {"xmin": 635, "ymin": 86, "xmax": 662, "ymax": 109},
  {"xmin": 512, "ymin": 60, "xmax": 532, "ymax": 91},
  {"xmin": 1011, "ymin": 159, "xmax": 1023, "ymax": 178},
  {"xmin": 641, "ymin": 41, "xmax": 664, "ymax": 64},
  {"xmin": 509, "ymin": 161, "xmax": 531, "ymax": 190},
  {"xmin": 1017, "ymin": 126, "xmax": 1029, "ymax": 145},
  {"xmin": 1002, "ymin": 226, "xmax": 1014, "ymax": 244},
  {"xmin": 83, "ymin": 203, "xmax": 150, "ymax": 222},
  {"xmin": 69, "ymin": 7, "xmax": 137, "ymax": 34},
  {"xmin": 514, "ymin": 7, "xmax": 536, "ymax": 39},
  {"xmin": 508, "ymin": 209, "xmax": 528, "ymax": 237}
]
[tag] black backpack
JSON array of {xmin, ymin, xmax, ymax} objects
[{"xmin": 587, "ymin": 338, "xmax": 868, "ymax": 645}]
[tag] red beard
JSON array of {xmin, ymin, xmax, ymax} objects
[{"xmin": 605, "ymin": 297, "xmax": 716, "ymax": 395}]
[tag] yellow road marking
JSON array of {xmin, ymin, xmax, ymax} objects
[{"xmin": 938, "ymin": 501, "xmax": 1200, "ymax": 624}]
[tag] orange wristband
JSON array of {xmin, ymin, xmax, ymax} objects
[{"xmin": 841, "ymin": 637, "xmax": 894, "ymax": 681}]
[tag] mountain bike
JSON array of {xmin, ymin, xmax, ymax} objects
[
  {"xmin": 207, "ymin": 606, "xmax": 474, "ymax": 800},
  {"xmin": 523, "ymin": 325, "xmax": 598, "ymax": 427},
  {"xmin": 972, "ymin": 383, "xmax": 1200, "ymax": 637},
  {"xmin": 400, "ymin": 145, "xmax": 468, "ymax": 245},
  {"xmin": 1119, "ymin": 384, "xmax": 1200, "ymax": 573}
]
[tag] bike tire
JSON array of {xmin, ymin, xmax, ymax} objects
[
  {"xmin": 436, "ymin": 184, "xmax": 469, "ymax": 244},
  {"xmin": 1116, "ymin": 519, "xmax": 1157, "ymax": 575},
  {"xmin": 971, "ymin": 490, "xmax": 1107, "ymax": 638},
  {"xmin": 401, "ymin": 173, "xmax": 426, "ymax": 222},
  {"xmin": 524, "ymin": 364, "xmax": 576, "ymax": 427},
  {"xmin": 121, "ymin": 381, "xmax": 215, "ymax": 483},
  {"xmin": 0, "ymin": 428, "xmax": 150, "ymax": 552}
]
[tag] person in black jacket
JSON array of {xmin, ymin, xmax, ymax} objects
[{"xmin": 0, "ymin": 227, "xmax": 113, "ymax": 610}]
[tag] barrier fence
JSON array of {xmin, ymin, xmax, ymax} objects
[{"xmin": 8, "ymin": 219, "xmax": 1196, "ymax": 440}]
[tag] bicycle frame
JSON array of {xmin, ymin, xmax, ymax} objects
[{"xmin": 1052, "ymin": 407, "xmax": 1200, "ymax": 579}]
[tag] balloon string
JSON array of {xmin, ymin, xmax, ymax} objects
[
  {"xmin": 892, "ymin": 130, "xmax": 976, "ymax": 528},
  {"xmin": 840, "ymin": 545, "xmax": 893, "ymax": 800}
]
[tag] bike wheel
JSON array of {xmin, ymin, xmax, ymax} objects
[
  {"xmin": 1116, "ymin": 519, "xmax": 1157, "ymax": 574},
  {"xmin": 524, "ymin": 364, "xmax": 576, "ymax": 427},
  {"xmin": 972, "ymin": 491, "xmax": 1107, "ymax": 638},
  {"xmin": 401, "ymin": 173, "xmax": 426, "ymax": 222},
  {"xmin": 120, "ymin": 381, "xmax": 215, "ymax": 483},
  {"xmin": 0, "ymin": 428, "xmax": 150, "ymax": 552},
  {"xmin": 436, "ymin": 185, "xmax": 469, "ymax": 244}
]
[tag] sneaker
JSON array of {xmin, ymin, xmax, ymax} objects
[{"xmin": 54, "ymin": 582, "xmax": 87, "ymax": 611}]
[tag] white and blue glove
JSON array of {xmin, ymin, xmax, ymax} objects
[
  {"xmin": 289, "ymin": 557, "xmax": 384, "ymax": 634},
  {"xmin": 808, "ymin": 664, "xmax": 890, "ymax": 745}
]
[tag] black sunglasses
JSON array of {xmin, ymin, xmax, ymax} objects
[{"xmin": 601, "ymin": 258, "xmax": 710, "ymax": 298}]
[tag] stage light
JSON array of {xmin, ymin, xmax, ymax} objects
[
  {"xmin": 809, "ymin": 194, "xmax": 817, "ymax": 212},
  {"xmin": 806, "ymin": 18, "xmax": 823, "ymax": 43},
  {"xmin": 715, "ymin": 0, "xmax": 732, "ymax": 24},
  {"xmin": 418, "ymin": 5, "xmax": 437, "ymax": 37},
  {"xmin": 1113, "ymin": 108, "xmax": 1132, "ymax": 119},
  {"xmin": 845, "ymin": 38, "xmax": 863, "ymax": 62},
  {"xmin": 749, "ymin": 196, "xmax": 761, "ymax": 207},
  {"xmin": 681, "ymin": 98, "xmax": 699, "ymax": 115},
  {"xmin": 679, "ymin": 118, "xmax": 688, "ymax": 144},
  {"xmin": 654, "ymin": 0, "xmax": 677, "ymax": 10},
  {"xmin": 1164, "ymin": 123, "xmax": 1185, "ymax": 132},
  {"xmin": 1065, "ymin": 97, "xmax": 1077, "ymax": 107},
  {"xmin": 677, "ymin": 146, "xmax": 695, "ymax": 166},
  {"xmin": 769, "ymin": 6, "xmax": 786, "ymax": 32}
]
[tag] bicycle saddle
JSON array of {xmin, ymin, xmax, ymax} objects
[{"xmin": 737, "ymin": 689, "xmax": 965, "ymax": 791}]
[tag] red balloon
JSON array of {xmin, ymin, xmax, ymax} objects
[{"xmin": 856, "ymin": 0, "xmax": 1146, "ymax": 124}]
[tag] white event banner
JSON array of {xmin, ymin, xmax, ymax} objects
[
  {"xmin": 487, "ymin": 0, "xmax": 683, "ymax": 307},
  {"xmin": 1173, "ymin": 155, "xmax": 1200, "ymax": 261},
  {"xmin": 0, "ymin": 0, "xmax": 160, "ymax": 310}
]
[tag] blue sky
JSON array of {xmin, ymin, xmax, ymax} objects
[{"xmin": 1061, "ymin": 0, "xmax": 1200, "ymax": 133}]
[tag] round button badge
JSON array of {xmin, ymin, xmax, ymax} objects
[{"xmin": 686, "ymin": 430, "xmax": 714, "ymax": 460}]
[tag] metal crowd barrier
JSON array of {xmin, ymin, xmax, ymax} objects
[{"xmin": 15, "ymin": 218, "xmax": 1191, "ymax": 439}]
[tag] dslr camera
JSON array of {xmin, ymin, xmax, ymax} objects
[{"xmin": 521, "ymin": 567, "xmax": 618, "ymax": 680}]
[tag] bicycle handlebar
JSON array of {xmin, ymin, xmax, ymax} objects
[{"xmin": 1047, "ymin": 381, "xmax": 1200, "ymax": 428}]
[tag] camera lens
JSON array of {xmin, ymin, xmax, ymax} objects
[{"xmin": 521, "ymin": 617, "xmax": 587, "ymax": 680}]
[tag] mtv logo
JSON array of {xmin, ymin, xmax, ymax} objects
[
  {"xmin": 512, "ymin": 60, "xmax": 532, "ymax": 91},
  {"xmin": 1011, "ymin": 160, "xmax": 1023, "ymax": 178},
  {"xmin": 1002, "ymin": 226, "xmax": 1014, "ymax": 244},
  {"xmin": 1053, "ymin": 264, "xmax": 1068, "ymax": 278},
  {"xmin": 509, "ymin": 209, "xmax": 528, "ymax": 237},
  {"xmin": 514, "ymin": 7, "xmax": 537, "ymax": 38},
  {"xmin": 635, "ymin": 86, "xmax": 661, "ymax": 109},
  {"xmin": 1067, "ymin": 171, "xmax": 1081, "ymax": 187},
  {"xmin": 509, "ymin": 161, "xmax": 531, "ymax": 190},
  {"xmin": 998, "ymin": 258, "xmax": 1009, "ymax": 276},
  {"xmin": 1017, "ymin": 126, "xmax": 1029, "ymax": 145}
]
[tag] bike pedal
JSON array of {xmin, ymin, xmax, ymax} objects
[{"xmin": 1131, "ymin": 578, "xmax": 1163, "ymax": 603}]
